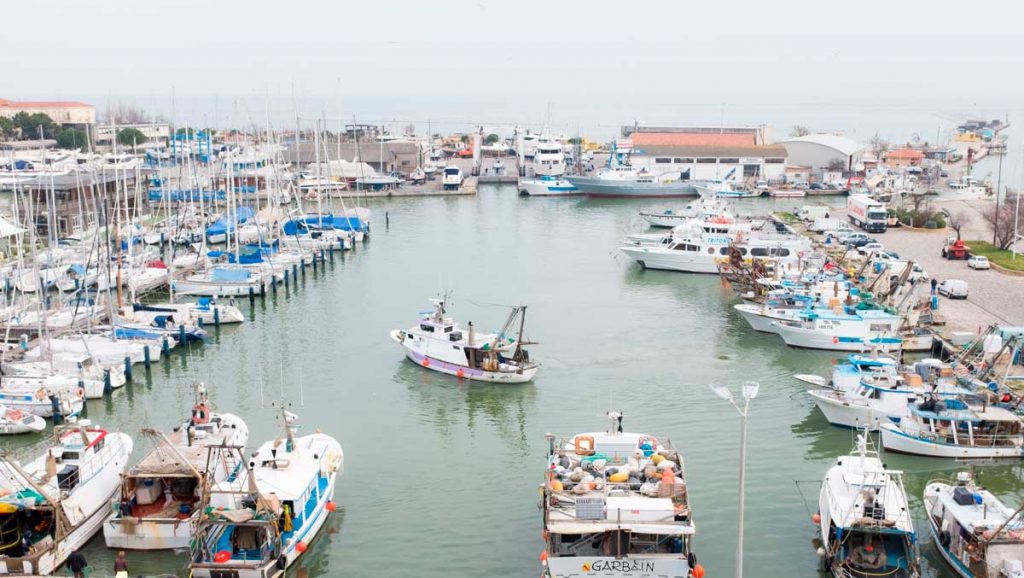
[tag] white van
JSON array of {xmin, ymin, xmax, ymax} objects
[
  {"xmin": 937, "ymin": 279, "xmax": 969, "ymax": 299},
  {"xmin": 796, "ymin": 205, "xmax": 831, "ymax": 221}
]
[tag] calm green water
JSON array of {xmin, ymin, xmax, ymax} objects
[{"xmin": 6, "ymin": 186, "xmax": 1021, "ymax": 577}]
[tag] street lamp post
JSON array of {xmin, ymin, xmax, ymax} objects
[{"xmin": 710, "ymin": 381, "xmax": 759, "ymax": 578}]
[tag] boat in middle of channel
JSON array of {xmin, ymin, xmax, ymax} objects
[{"xmin": 390, "ymin": 298, "xmax": 539, "ymax": 383}]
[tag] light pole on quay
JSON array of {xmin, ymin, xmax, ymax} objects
[{"xmin": 710, "ymin": 380, "xmax": 759, "ymax": 578}]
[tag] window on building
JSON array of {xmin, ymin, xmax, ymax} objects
[
  {"xmin": 743, "ymin": 164, "xmax": 760, "ymax": 178},
  {"xmin": 765, "ymin": 158, "xmax": 785, "ymax": 164},
  {"xmin": 719, "ymin": 158, "xmax": 739, "ymax": 164},
  {"xmin": 676, "ymin": 158, "xmax": 694, "ymax": 164},
  {"xmin": 697, "ymin": 158, "xmax": 716, "ymax": 164},
  {"xmin": 654, "ymin": 157, "xmax": 671, "ymax": 164}
]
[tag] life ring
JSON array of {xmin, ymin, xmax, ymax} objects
[
  {"xmin": 639, "ymin": 436, "xmax": 659, "ymax": 450},
  {"xmin": 192, "ymin": 403, "xmax": 211, "ymax": 424},
  {"xmin": 574, "ymin": 435, "xmax": 595, "ymax": 456},
  {"xmin": 76, "ymin": 387, "xmax": 86, "ymax": 399}
]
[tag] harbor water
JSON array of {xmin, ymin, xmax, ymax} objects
[{"xmin": 8, "ymin": 185, "xmax": 1021, "ymax": 577}]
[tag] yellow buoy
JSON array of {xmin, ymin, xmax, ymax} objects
[
  {"xmin": 608, "ymin": 472, "xmax": 629, "ymax": 483},
  {"xmin": 651, "ymin": 454, "xmax": 665, "ymax": 465}
]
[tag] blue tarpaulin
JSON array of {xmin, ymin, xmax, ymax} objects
[{"xmin": 211, "ymin": 268, "xmax": 251, "ymax": 282}]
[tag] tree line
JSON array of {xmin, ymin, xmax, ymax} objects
[{"xmin": 0, "ymin": 112, "xmax": 147, "ymax": 151}]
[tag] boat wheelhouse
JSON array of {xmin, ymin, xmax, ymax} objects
[{"xmin": 541, "ymin": 412, "xmax": 698, "ymax": 578}]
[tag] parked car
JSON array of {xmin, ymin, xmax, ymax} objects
[
  {"xmin": 857, "ymin": 242, "xmax": 885, "ymax": 255},
  {"xmin": 791, "ymin": 180, "xmax": 810, "ymax": 189},
  {"xmin": 839, "ymin": 232, "xmax": 872, "ymax": 245},
  {"xmin": 937, "ymin": 279, "xmax": 969, "ymax": 299},
  {"xmin": 756, "ymin": 180, "xmax": 769, "ymax": 191},
  {"xmin": 967, "ymin": 255, "xmax": 991, "ymax": 270},
  {"xmin": 809, "ymin": 182, "xmax": 825, "ymax": 190}
]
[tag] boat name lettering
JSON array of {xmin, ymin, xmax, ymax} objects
[
  {"xmin": 588, "ymin": 560, "xmax": 657, "ymax": 572},
  {"xmin": 706, "ymin": 236, "xmax": 730, "ymax": 245}
]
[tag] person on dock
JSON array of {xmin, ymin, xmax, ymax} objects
[
  {"xmin": 67, "ymin": 549, "xmax": 87, "ymax": 578},
  {"xmin": 114, "ymin": 550, "xmax": 129, "ymax": 577}
]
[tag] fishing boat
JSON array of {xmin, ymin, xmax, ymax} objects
[
  {"xmin": 0, "ymin": 388, "xmax": 82, "ymax": 421},
  {"xmin": 104, "ymin": 385, "xmax": 249, "ymax": 550},
  {"xmin": 794, "ymin": 352, "xmax": 899, "ymax": 391},
  {"xmin": 390, "ymin": 298, "xmax": 539, "ymax": 383},
  {"xmin": 815, "ymin": 434, "xmax": 919, "ymax": 577},
  {"xmin": 408, "ymin": 166, "xmax": 426, "ymax": 185},
  {"xmin": 880, "ymin": 400, "xmax": 1024, "ymax": 458},
  {"xmin": 566, "ymin": 167, "xmax": 700, "ymax": 198},
  {"xmin": 0, "ymin": 422, "xmax": 132, "ymax": 575},
  {"xmin": 540, "ymin": 412, "xmax": 700, "ymax": 578},
  {"xmin": 924, "ymin": 471, "xmax": 1024, "ymax": 578},
  {"xmin": 0, "ymin": 406, "xmax": 45, "ymax": 435},
  {"xmin": 772, "ymin": 308, "xmax": 903, "ymax": 352},
  {"xmin": 638, "ymin": 197, "xmax": 730, "ymax": 228},
  {"xmin": 808, "ymin": 370, "xmax": 979, "ymax": 431},
  {"xmin": 519, "ymin": 177, "xmax": 579, "ymax": 197},
  {"xmin": 189, "ymin": 408, "xmax": 343, "ymax": 578}
]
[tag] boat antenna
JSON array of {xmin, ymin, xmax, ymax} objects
[{"xmin": 299, "ymin": 365, "xmax": 304, "ymax": 407}]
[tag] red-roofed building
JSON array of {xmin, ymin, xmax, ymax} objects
[
  {"xmin": 619, "ymin": 124, "xmax": 787, "ymax": 182},
  {"xmin": 0, "ymin": 98, "xmax": 96, "ymax": 125},
  {"xmin": 884, "ymin": 148, "xmax": 924, "ymax": 167}
]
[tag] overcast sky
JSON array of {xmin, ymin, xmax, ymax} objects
[{"xmin": 5, "ymin": 0, "xmax": 1024, "ymax": 140}]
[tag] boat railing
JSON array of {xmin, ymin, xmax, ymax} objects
[{"xmin": 546, "ymin": 485, "xmax": 691, "ymax": 527}]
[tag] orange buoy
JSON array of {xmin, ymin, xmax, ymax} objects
[
  {"xmin": 541, "ymin": 529, "xmax": 549, "ymax": 541},
  {"xmin": 326, "ymin": 501, "xmax": 337, "ymax": 512},
  {"xmin": 422, "ymin": 358, "xmax": 430, "ymax": 367},
  {"xmin": 812, "ymin": 512, "xmax": 822, "ymax": 524},
  {"xmin": 456, "ymin": 369, "xmax": 465, "ymax": 378},
  {"xmin": 692, "ymin": 563, "xmax": 705, "ymax": 578},
  {"xmin": 661, "ymin": 469, "xmax": 674, "ymax": 483},
  {"xmin": 214, "ymin": 550, "xmax": 231, "ymax": 563},
  {"xmin": 296, "ymin": 541, "xmax": 308, "ymax": 553},
  {"xmin": 540, "ymin": 551, "xmax": 549, "ymax": 563},
  {"xmin": 832, "ymin": 336, "xmax": 839, "ymax": 345}
]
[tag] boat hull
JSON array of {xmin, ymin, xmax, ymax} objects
[
  {"xmin": 565, "ymin": 176, "xmax": 699, "ymax": 198},
  {"xmin": 880, "ymin": 423, "xmax": 1024, "ymax": 458},
  {"xmin": 103, "ymin": 513, "xmax": 194, "ymax": 550},
  {"xmin": 807, "ymin": 389, "xmax": 888, "ymax": 431},
  {"xmin": 619, "ymin": 247, "xmax": 720, "ymax": 274},
  {"xmin": 773, "ymin": 323, "xmax": 901, "ymax": 352},
  {"xmin": 520, "ymin": 179, "xmax": 579, "ymax": 197},
  {"xmin": 733, "ymin": 304, "xmax": 787, "ymax": 333},
  {"xmin": 391, "ymin": 330, "xmax": 538, "ymax": 384}
]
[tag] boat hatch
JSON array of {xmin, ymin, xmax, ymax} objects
[{"xmin": 448, "ymin": 331, "xmax": 463, "ymax": 342}]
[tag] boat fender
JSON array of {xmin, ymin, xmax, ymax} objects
[
  {"xmin": 277, "ymin": 555, "xmax": 287, "ymax": 569},
  {"xmin": 687, "ymin": 552, "xmax": 697, "ymax": 568},
  {"xmin": 35, "ymin": 388, "xmax": 46, "ymax": 402},
  {"xmin": 77, "ymin": 387, "xmax": 85, "ymax": 399}
]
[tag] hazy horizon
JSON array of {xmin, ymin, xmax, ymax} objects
[{"xmin": 6, "ymin": 0, "xmax": 1024, "ymax": 141}]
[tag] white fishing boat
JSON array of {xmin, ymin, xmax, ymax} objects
[
  {"xmin": 795, "ymin": 353, "xmax": 900, "ymax": 392},
  {"xmin": 104, "ymin": 385, "xmax": 249, "ymax": 550},
  {"xmin": 733, "ymin": 295, "xmax": 814, "ymax": 334},
  {"xmin": 0, "ymin": 422, "xmax": 132, "ymax": 575},
  {"xmin": 638, "ymin": 197, "xmax": 731, "ymax": 228},
  {"xmin": 519, "ymin": 177, "xmax": 579, "ymax": 197},
  {"xmin": 189, "ymin": 409, "xmax": 343, "ymax": 578},
  {"xmin": 0, "ymin": 405, "xmax": 45, "ymax": 435},
  {"xmin": 924, "ymin": 471, "xmax": 1024, "ymax": 578},
  {"xmin": 541, "ymin": 412, "xmax": 700, "ymax": 578},
  {"xmin": 772, "ymin": 309, "xmax": 903, "ymax": 352},
  {"xmin": 808, "ymin": 371, "xmax": 978, "ymax": 431},
  {"xmin": 0, "ymin": 388, "xmax": 82, "ymax": 421},
  {"xmin": 815, "ymin": 434, "xmax": 919, "ymax": 577},
  {"xmin": 880, "ymin": 400, "xmax": 1024, "ymax": 458},
  {"xmin": 390, "ymin": 298, "xmax": 539, "ymax": 383}
]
